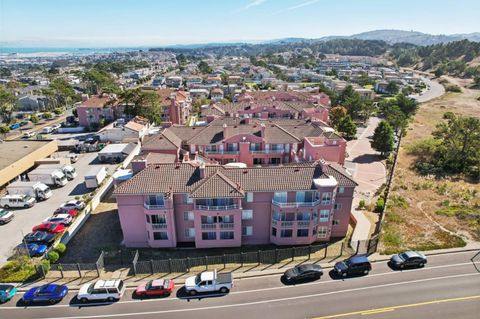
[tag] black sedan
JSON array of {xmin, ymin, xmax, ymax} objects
[
  {"xmin": 390, "ymin": 251, "xmax": 427, "ymax": 269},
  {"xmin": 23, "ymin": 231, "xmax": 57, "ymax": 246},
  {"xmin": 283, "ymin": 264, "xmax": 323, "ymax": 283}
]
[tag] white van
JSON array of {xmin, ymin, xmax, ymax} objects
[
  {"xmin": 0, "ymin": 194, "xmax": 36, "ymax": 208},
  {"xmin": 77, "ymin": 280, "xmax": 125, "ymax": 302},
  {"xmin": 41, "ymin": 126, "xmax": 54, "ymax": 134}
]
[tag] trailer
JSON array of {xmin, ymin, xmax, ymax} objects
[
  {"xmin": 7, "ymin": 181, "xmax": 53, "ymax": 200},
  {"xmin": 35, "ymin": 157, "xmax": 71, "ymax": 166},
  {"xmin": 84, "ymin": 166, "xmax": 107, "ymax": 189},
  {"xmin": 28, "ymin": 167, "xmax": 68, "ymax": 187}
]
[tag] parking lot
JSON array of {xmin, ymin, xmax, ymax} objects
[{"xmin": 0, "ymin": 151, "xmax": 118, "ymax": 264}]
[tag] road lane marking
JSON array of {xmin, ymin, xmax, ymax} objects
[
  {"xmin": 1, "ymin": 262, "xmax": 476, "ymax": 310},
  {"xmin": 311, "ymin": 295, "xmax": 480, "ymax": 319},
  {"xmin": 5, "ymin": 272, "xmax": 479, "ymax": 318}
]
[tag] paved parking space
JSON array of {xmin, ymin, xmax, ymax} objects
[{"xmin": 0, "ymin": 151, "xmax": 118, "ymax": 263}]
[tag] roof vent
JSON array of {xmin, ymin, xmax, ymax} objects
[
  {"xmin": 155, "ymin": 165, "xmax": 160, "ymax": 169},
  {"xmin": 175, "ymin": 164, "xmax": 180, "ymax": 169},
  {"xmin": 243, "ymin": 170, "xmax": 248, "ymax": 174}
]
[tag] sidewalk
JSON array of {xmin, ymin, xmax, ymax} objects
[{"xmin": 11, "ymin": 243, "xmax": 480, "ymax": 291}]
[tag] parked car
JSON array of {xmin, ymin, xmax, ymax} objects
[
  {"xmin": 22, "ymin": 284, "xmax": 68, "ymax": 305},
  {"xmin": 60, "ymin": 200, "xmax": 85, "ymax": 211},
  {"xmin": 135, "ymin": 279, "xmax": 175, "ymax": 297},
  {"xmin": 390, "ymin": 251, "xmax": 427, "ymax": 269},
  {"xmin": 77, "ymin": 280, "xmax": 125, "ymax": 302},
  {"xmin": 52, "ymin": 124, "xmax": 61, "ymax": 131},
  {"xmin": 9, "ymin": 123, "xmax": 20, "ymax": 130},
  {"xmin": 54, "ymin": 207, "xmax": 79, "ymax": 217},
  {"xmin": 23, "ymin": 231, "xmax": 57, "ymax": 246},
  {"xmin": 0, "ymin": 194, "xmax": 36, "ymax": 208},
  {"xmin": 184, "ymin": 270, "xmax": 233, "ymax": 296},
  {"xmin": 44, "ymin": 213, "xmax": 73, "ymax": 226},
  {"xmin": 0, "ymin": 208, "xmax": 14, "ymax": 225},
  {"xmin": 32, "ymin": 222, "xmax": 66, "ymax": 234},
  {"xmin": 19, "ymin": 121, "xmax": 29, "ymax": 127},
  {"xmin": 0, "ymin": 284, "xmax": 17, "ymax": 303},
  {"xmin": 15, "ymin": 243, "xmax": 48, "ymax": 257},
  {"xmin": 66, "ymin": 153, "xmax": 79, "ymax": 163},
  {"xmin": 23, "ymin": 131, "xmax": 35, "ymax": 138},
  {"xmin": 283, "ymin": 264, "xmax": 323, "ymax": 283},
  {"xmin": 334, "ymin": 255, "xmax": 372, "ymax": 277}
]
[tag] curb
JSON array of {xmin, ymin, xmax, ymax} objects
[{"xmin": 12, "ymin": 247, "xmax": 479, "ymax": 292}]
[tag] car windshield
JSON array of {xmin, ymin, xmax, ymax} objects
[
  {"xmin": 145, "ymin": 280, "xmax": 153, "ymax": 290},
  {"xmin": 399, "ymin": 253, "xmax": 409, "ymax": 260},
  {"xmin": 87, "ymin": 284, "xmax": 94, "ymax": 294},
  {"xmin": 117, "ymin": 281, "xmax": 124, "ymax": 292},
  {"xmin": 0, "ymin": 209, "xmax": 7, "ymax": 217},
  {"xmin": 195, "ymin": 274, "xmax": 201, "ymax": 285},
  {"xmin": 344, "ymin": 259, "xmax": 352, "ymax": 266}
]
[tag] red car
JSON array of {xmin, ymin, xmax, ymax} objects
[
  {"xmin": 32, "ymin": 222, "xmax": 66, "ymax": 234},
  {"xmin": 135, "ymin": 279, "xmax": 174, "ymax": 297},
  {"xmin": 54, "ymin": 207, "xmax": 78, "ymax": 217}
]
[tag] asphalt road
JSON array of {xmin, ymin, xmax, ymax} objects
[
  {"xmin": 409, "ymin": 76, "xmax": 445, "ymax": 103},
  {"xmin": 0, "ymin": 152, "xmax": 118, "ymax": 263},
  {"xmin": 1, "ymin": 251, "xmax": 479, "ymax": 319}
]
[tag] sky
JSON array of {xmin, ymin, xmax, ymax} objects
[{"xmin": 0, "ymin": 0, "xmax": 479, "ymax": 47}]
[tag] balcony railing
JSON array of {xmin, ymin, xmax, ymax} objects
[
  {"xmin": 152, "ymin": 223, "xmax": 168, "ymax": 229},
  {"xmin": 220, "ymin": 223, "xmax": 235, "ymax": 229},
  {"xmin": 272, "ymin": 199, "xmax": 320, "ymax": 208},
  {"xmin": 144, "ymin": 203, "xmax": 166, "ymax": 209},
  {"xmin": 201, "ymin": 223, "xmax": 217, "ymax": 230},
  {"xmin": 297, "ymin": 220, "xmax": 311, "ymax": 227},
  {"xmin": 250, "ymin": 149, "xmax": 285, "ymax": 154},
  {"xmin": 196, "ymin": 204, "xmax": 238, "ymax": 211},
  {"xmin": 204, "ymin": 150, "xmax": 239, "ymax": 155},
  {"xmin": 281, "ymin": 221, "xmax": 294, "ymax": 227}
]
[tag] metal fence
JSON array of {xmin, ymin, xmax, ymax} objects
[{"xmin": 45, "ymin": 251, "xmax": 105, "ymax": 279}]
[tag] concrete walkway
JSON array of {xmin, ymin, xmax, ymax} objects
[{"xmin": 345, "ymin": 117, "xmax": 387, "ymax": 244}]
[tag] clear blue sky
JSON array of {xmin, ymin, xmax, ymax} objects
[{"xmin": 1, "ymin": 0, "xmax": 479, "ymax": 47}]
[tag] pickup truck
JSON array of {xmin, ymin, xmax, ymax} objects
[{"xmin": 184, "ymin": 270, "xmax": 233, "ymax": 296}]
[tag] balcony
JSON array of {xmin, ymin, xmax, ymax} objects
[
  {"xmin": 297, "ymin": 221, "xmax": 311, "ymax": 227},
  {"xmin": 204, "ymin": 150, "xmax": 239, "ymax": 155},
  {"xmin": 201, "ymin": 223, "xmax": 217, "ymax": 230},
  {"xmin": 196, "ymin": 204, "xmax": 238, "ymax": 211},
  {"xmin": 220, "ymin": 223, "xmax": 235, "ymax": 229},
  {"xmin": 281, "ymin": 221, "xmax": 293, "ymax": 227},
  {"xmin": 250, "ymin": 149, "xmax": 285, "ymax": 154},
  {"xmin": 272, "ymin": 199, "xmax": 320, "ymax": 208},
  {"xmin": 152, "ymin": 223, "xmax": 168, "ymax": 230},
  {"xmin": 144, "ymin": 203, "xmax": 166, "ymax": 209}
]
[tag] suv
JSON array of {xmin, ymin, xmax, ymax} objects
[
  {"xmin": 334, "ymin": 255, "xmax": 372, "ymax": 277},
  {"xmin": 0, "ymin": 208, "xmax": 14, "ymax": 225},
  {"xmin": 77, "ymin": 280, "xmax": 125, "ymax": 302}
]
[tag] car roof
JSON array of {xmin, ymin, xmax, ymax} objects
[
  {"xmin": 296, "ymin": 264, "xmax": 321, "ymax": 271},
  {"xmin": 39, "ymin": 284, "xmax": 58, "ymax": 293},
  {"xmin": 200, "ymin": 271, "xmax": 215, "ymax": 281},
  {"xmin": 94, "ymin": 280, "xmax": 122, "ymax": 289},
  {"xmin": 403, "ymin": 251, "xmax": 422, "ymax": 258},
  {"xmin": 151, "ymin": 279, "xmax": 166, "ymax": 286},
  {"xmin": 348, "ymin": 255, "xmax": 370, "ymax": 264}
]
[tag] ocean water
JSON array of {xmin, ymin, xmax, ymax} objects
[{"xmin": 0, "ymin": 47, "xmax": 144, "ymax": 55}]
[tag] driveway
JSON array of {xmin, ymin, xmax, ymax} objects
[
  {"xmin": 0, "ymin": 151, "xmax": 118, "ymax": 264},
  {"xmin": 409, "ymin": 76, "xmax": 445, "ymax": 103},
  {"xmin": 344, "ymin": 117, "xmax": 387, "ymax": 241}
]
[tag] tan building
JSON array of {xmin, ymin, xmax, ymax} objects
[{"xmin": 0, "ymin": 140, "xmax": 58, "ymax": 188}]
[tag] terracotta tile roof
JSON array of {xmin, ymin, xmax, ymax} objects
[
  {"xmin": 125, "ymin": 121, "xmax": 145, "ymax": 132},
  {"xmin": 190, "ymin": 170, "xmax": 245, "ymax": 198},
  {"xmin": 79, "ymin": 95, "xmax": 118, "ymax": 108},
  {"xmin": 113, "ymin": 162, "xmax": 356, "ymax": 195},
  {"xmin": 141, "ymin": 128, "xmax": 182, "ymax": 151}
]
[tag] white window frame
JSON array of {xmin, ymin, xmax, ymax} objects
[
  {"xmin": 183, "ymin": 211, "xmax": 194, "ymax": 221},
  {"xmin": 317, "ymin": 226, "xmax": 328, "ymax": 238},
  {"xmin": 334, "ymin": 203, "xmax": 342, "ymax": 210},
  {"xmin": 242, "ymin": 209, "xmax": 253, "ymax": 220},
  {"xmin": 246, "ymin": 192, "xmax": 253, "ymax": 202},
  {"xmin": 242, "ymin": 226, "xmax": 253, "ymax": 236},
  {"xmin": 185, "ymin": 228, "xmax": 195, "ymax": 238},
  {"xmin": 321, "ymin": 192, "xmax": 332, "ymax": 205},
  {"xmin": 320, "ymin": 210, "xmax": 330, "ymax": 222},
  {"xmin": 338, "ymin": 187, "xmax": 345, "ymax": 194}
]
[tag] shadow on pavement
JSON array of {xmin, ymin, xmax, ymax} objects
[
  {"xmin": 68, "ymin": 296, "xmax": 116, "ymax": 308},
  {"xmin": 68, "ymin": 182, "xmax": 89, "ymax": 196},
  {"xmin": 130, "ymin": 291, "xmax": 171, "ymax": 300},
  {"xmin": 328, "ymin": 269, "xmax": 369, "ymax": 281},
  {"xmin": 175, "ymin": 286, "xmax": 227, "ymax": 301},
  {"xmin": 351, "ymin": 154, "xmax": 383, "ymax": 164}
]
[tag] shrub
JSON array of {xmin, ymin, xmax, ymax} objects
[
  {"xmin": 39, "ymin": 260, "xmax": 51, "ymax": 273},
  {"xmin": 358, "ymin": 199, "xmax": 366, "ymax": 210},
  {"xmin": 43, "ymin": 112, "xmax": 53, "ymax": 119},
  {"xmin": 47, "ymin": 251, "xmax": 60, "ymax": 263},
  {"xmin": 445, "ymin": 84, "xmax": 461, "ymax": 92},
  {"xmin": 375, "ymin": 198, "xmax": 385, "ymax": 213},
  {"xmin": 0, "ymin": 257, "xmax": 37, "ymax": 282},
  {"xmin": 0, "ymin": 125, "xmax": 10, "ymax": 134},
  {"xmin": 55, "ymin": 243, "xmax": 67, "ymax": 254},
  {"xmin": 390, "ymin": 195, "xmax": 409, "ymax": 209},
  {"xmin": 53, "ymin": 108, "xmax": 63, "ymax": 115},
  {"xmin": 30, "ymin": 113, "xmax": 39, "ymax": 124}
]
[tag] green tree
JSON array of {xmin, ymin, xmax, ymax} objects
[
  {"xmin": 386, "ymin": 81, "xmax": 399, "ymax": 95},
  {"xmin": 43, "ymin": 112, "xmax": 53, "ymax": 120},
  {"xmin": 0, "ymin": 124, "xmax": 10, "ymax": 138},
  {"xmin": 329, "ymin": 106, "xmax": 347, "ymax": 129},
  {"xmin": 385, "ymin": 105, "xmax": 408, "ymax": 137},
  {"xmin": 337, "ymin": 115, "xmax": 357, "ymax": 140},
  {"xmin": 396, "ymin": 93, "xmax": 418, "ymax": 117},
  {"xmin": 50, "ymin": 78, "xmax": 76, "ymax": 107},
  {"xmin": 30, "ymin": 113, "xmax": 39, "ymax": 124},
  {"xmin": 198, "ymin": 60, "xmax": 213, "ymax": 74},
  {"xmin": 0, "ymin": 67, "xmax": 11, "ymax": 77},
  {"xmin": 0, "ymin": 86, "xmax": 17, "ymax": 123},
  {"xmin": 344, "ymin": 93, "xmax": 364, "ymax": 119},
  {"xmin": 371, "ymin": 121, "xmax": 395, "ymax": 156}
]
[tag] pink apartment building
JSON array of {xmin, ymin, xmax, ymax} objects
[
  {"xmin": 77, "ymin": 94, "xmax": 120, "ymax": 128},
  {"xmin": 143, "ymin": 117, "xmax": 346, "ymax": 166},
  {"xmin": 113, "ymin": 161, "xmax": 357, "ymax": 248}
]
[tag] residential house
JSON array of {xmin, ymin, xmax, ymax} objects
[
  {"xmin": 97, "ymin": 116, "xmax": 150, "ymax": 143},
  {"xmin": 76, "ymin": 94, "xmax": 120, "ymax": 128},
  {"xmin": 113, "ymin": 160, "xmax": 357, "ymax": 248},
  {"xmin": 17, "ymin": 95, "xmax": 49, "ymax": 111},
  {"xmin": 210, "ymin": 88, "xmax": 224, "ymax": 101}
]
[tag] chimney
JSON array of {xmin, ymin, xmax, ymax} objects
[
  {"xmin": 223, "ymin": 123, "xmax": 228, "ymax": 138},
  {"xmin": 132, "ymin": 159, "xmax": 147, "ymax": 175},
  {"xmin": 260, "ymin": 123, "xmax": 266, "ymax": 137},
  {"xmin": 199, "ymin": 163, "xmax": 206, "ymax": 179}
]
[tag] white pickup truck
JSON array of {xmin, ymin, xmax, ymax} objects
[{"xmin": 184, "ymin": 270, "xmax": 233, "ymax": 296}]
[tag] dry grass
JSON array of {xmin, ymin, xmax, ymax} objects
[{"xmin": 379, "ymin": 77, "xmax": 480, "ymax": 254}]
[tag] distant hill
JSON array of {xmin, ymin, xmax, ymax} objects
[{"xmin": 347, "ymin": 30, "xmax": 480, "ymax": 46}]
